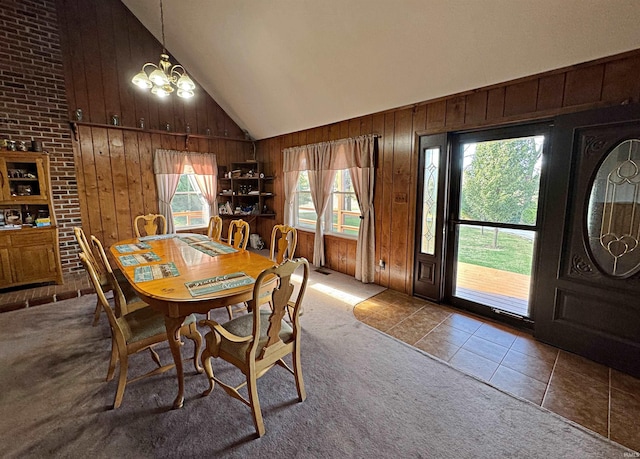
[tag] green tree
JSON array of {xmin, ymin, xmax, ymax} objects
[{"xmin": 461, "ymin": 137, "xmax": 541, "ymax": 248}]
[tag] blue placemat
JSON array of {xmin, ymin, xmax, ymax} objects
[
  {"xmin": 114, "ymin": 242, "xmax": 151, "ymax": 253},
  {"xmin": 118, "ymin": 251, "xmax": 161, "ymax": 266},
  {"xmin": 185, "ymin": 272, "xmax": 254, "ymax": 297},
  {"xmin": 134, "ymin": 262, "xmax": 179, "ymax": 283}
]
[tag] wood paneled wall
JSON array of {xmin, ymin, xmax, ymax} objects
[
  {"xmin": 55, "ymin": 0, "xmax": 252, "ymax": 268},
  {"xmin": 257, "ymin": 50, "xmax": 640, "ymax": 294}
]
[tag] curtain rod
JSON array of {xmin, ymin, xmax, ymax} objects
[{"xmin": 283, "ymin": 133, "xmax": 381, "ymax": 152}]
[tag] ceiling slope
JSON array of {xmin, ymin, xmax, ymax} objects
[{"xmin": 122, "ymin": 0, "xmax": 640, "ymax": 140}]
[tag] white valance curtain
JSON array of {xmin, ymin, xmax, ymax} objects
[
  {"xmin": 283, "ymin": 135, "xmax": 376, "ymax": 282},
  {"xmin": 153, "ymin": 149, "xmax": 218, "ymax": 233}
]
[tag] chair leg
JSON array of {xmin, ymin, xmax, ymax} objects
[
  {"xmin": 182, "ymin": 322, "xmax": 203, "ymax": 373},
  {"xmin": 200, "ymin": 347, "xmax": 216, "ymax": 396},
  {"xmin": 106, "ymin": 336, "xmax": 118, "ymax": 381},
  {"xmin": 113, "ymin": 351, "xmax": 128, "ymax": 409},
  {"xmin": 246, "ymin": 372, "xmax": 265, "ymax": 437},
  {"xmin": 292, "ymin": 345, "xmax": 306, "ymax": 402},
  {"xmin": 92, "ymin": 298, "xmax": 101, "ymax": 326},
  {"xmin": 226, "ymin": 305, "xmax": 234, "ymax": 320}
]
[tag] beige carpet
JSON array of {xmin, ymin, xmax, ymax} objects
[{"xmin": 0, "ymin": 267, "xmax": 634, "ymax": 458}]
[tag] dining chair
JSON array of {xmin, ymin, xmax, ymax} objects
[
  {"xmin": 207, "ymin": 215, "xmax": 223, "ymax": 241},
  {"xmin": 200, "ymin": 257, "xmax": 310, "ymax": 437},
  {"xmin": 270, "ymin": 224, "xmax": 298, "ymax": 264},
  {"xmin": 90, "ymin": 235, "xmax": 143, "ymax": 317},
  {"xmin": 134, "ymin": 213, "xmax": 167, "ymax": 237},
  {"xmin": 228, "ymin": 219, "xmax": 250, "ymax": 249},
  {"xmin": 79, "ymin": 252, "xmax": 202, "ymax": 409},
  {"xmin": 74, "ymin": 227, "xmax": 110, "ymax": 325}
]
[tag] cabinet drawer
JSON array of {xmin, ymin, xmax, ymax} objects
[
  {"xmin": 11, "ymin": 229, "xmax": 54, "ymax": 247},
  {"xmin": 0, "ymin": 233, "xmax": 10, "ymax": 247}
]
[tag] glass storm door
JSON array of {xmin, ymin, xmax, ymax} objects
[{"xmin": 446, "ymin": 125, "xmax": 548, "ymax": 320}]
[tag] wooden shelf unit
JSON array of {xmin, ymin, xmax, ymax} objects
[
  {"xmin": 0, "ymin": 151, "xmax": 62, "ymax": 288},
  {"xmin": 218, "ymin": 161, "xmax": 275, "ymax": 220}
]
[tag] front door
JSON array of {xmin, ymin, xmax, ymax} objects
[{"xmin": 535, "ymin": 104, "xmax": 640, "ymax": 377}]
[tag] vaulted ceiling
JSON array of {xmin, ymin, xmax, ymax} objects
[{"xmin": 121, "ymin": 0, "xmax": 640, "ymax": 140}]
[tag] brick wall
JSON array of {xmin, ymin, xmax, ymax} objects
[{"xmin": 0, "ymin": 0, "xmax": 81, "ymax": 273}]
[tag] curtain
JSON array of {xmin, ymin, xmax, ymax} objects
[
  {"xmin": 190, "ymin": 153, "xmax": 218, "ymax": 219},
  {"xmin": 153, "ymin": 149, "xmax": 218, "ymax": 233},
  {"xmin": 283, "ymin": 135, "xmax": 376, "ymax": 280}
]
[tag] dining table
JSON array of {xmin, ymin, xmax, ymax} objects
[{"xmin": 109, "ymin": 233, "xmax": 276, "ymax": 409}]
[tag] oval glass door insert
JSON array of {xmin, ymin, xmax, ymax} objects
[{"xmin": 587, "ymin": 138, "xmax": 640, "ymax": 277}]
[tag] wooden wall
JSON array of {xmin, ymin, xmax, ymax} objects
[
  {"xmin": 257, "ymin": 50, "xmax": 640, "ymax": 294},
  {"xmin": 55, "ymin": 0, "xmax": 252, "ymax": 267}
]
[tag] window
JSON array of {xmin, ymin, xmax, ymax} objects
[
  {"xmin": 294, "ymin": 171, "xmax": 316, "ymax": 230},
  {"xmin": 294, "ymin": 169, "xmax": 361, "ymax": 237},
  {"xmin": 171, "ymin": 174, "xmax": 209, "ymax": 229}
]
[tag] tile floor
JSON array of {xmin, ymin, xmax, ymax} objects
[
  {"xmin": 354, "ymin": 289, "xmax": 640, "ymax": 453},
  {"xmin": 2, "ymin": 275, "xmax": 638, "ymax": 452}
]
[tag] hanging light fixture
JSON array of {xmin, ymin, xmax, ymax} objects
[{"xmin": 131, "ymin": 0, "xmax": 195, "ymax": 99}]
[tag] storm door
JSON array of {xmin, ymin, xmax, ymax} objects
[{"xmin": 445, "ymin": 124, "xmax": 549, "ymax": 324}]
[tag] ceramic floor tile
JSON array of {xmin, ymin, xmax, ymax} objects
[
  {"xmin": 500, "ymin": 348, "xmax": 555, "ymax": 384},
  {"xmin": 510, "ymin": 333, "xmax": 558, "ymax": 363},
  {"xmin": 414, "ymin": 334, "xmax": 461, "ymax": 362},
  {"xmin": 359, "ymin": 312, "xmax": 398, "ymax": 333},
  {"xmin": 449, "ymin": 347, "xmax": 499, "ymax": 381},
  {"xmin": 444, "ymin": 313, "xmax": 484, "ymax": 334},
  {"xmin": 555, "ymin": 350, "xmax": 610, "ymax": 387},
  {"xmin": 610, "ymin": 388, "xmax": 640, "ymax": 452},
  {"xmin": 472, "ymin": 322, "xmax": 518, "ymax": 348},
  {"xmin": 490, "ymin": 365, "xmax": 547, "ymax": 405},
  {"xmin": 462, "ymin": 335, "xmax": 509, "ymax": 364},
  {"xmin": 387, "ymin": 310, "xmax": 442, "ymax": 345},
  {"xmin": 427, "ymin": 323, "xmax": 472, "ymax": 347},
  {"xmin": 611, "ymin": 369, "xmax": 640, "ymax": 396},
  {"xmin": 543, "ymin": 369, "xmax": 609, "ymax": 437}
]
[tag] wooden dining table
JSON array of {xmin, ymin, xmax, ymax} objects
[{"xmin": 109, "ymin": 233, "xmax": 275, "ymax": 409}]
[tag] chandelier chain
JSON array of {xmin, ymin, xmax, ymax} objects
[{"xmin": 160, "ymin": 0, "xmax": 166, "ymax": 51}]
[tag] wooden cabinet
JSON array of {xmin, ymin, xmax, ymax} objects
[
  {"xmin": 0, "ymin": 152, "xmax": 62, "ymax": 288},
  {"xmin": 218, "ymin": 161, "xmax": 275, "ymax": 219}
]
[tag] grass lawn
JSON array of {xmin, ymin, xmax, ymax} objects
[{"xmin": 457, "ymin": 225, "xmax": 534, "ymax": 275}]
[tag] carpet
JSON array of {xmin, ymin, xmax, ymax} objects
[{"xmin": 0, "ymin": 267, "xmax": 633, "ymax": 458}]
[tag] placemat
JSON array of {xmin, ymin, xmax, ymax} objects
[
  {"xmin": 178, "ymin": 234, "xmax": 210, "ymax": 244},
  {"xmin": 185, "ymin": 272, "xmax": 254, "ymax": 297},
  {"xmin": 138, "ymin": 234, "xmax": 177, "ymax": 241},
  {"xmin": 133, "ymin": 262, "xmax": 179, "ymax": 283},
  {"xmin": 189, "ymin": 240, "xmax": 238, "ymax": 257},
  {"xmin": 118, "ymin": 252, "xmax": 161, "ymax": 266},
  {"xmin": 114, "ymin": 242, "xmax": 151, "ymax": 253}
]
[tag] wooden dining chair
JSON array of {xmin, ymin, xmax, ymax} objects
[
  {"xmin": 134, "ymin": 213, "xmax": 167, "ymax": 237},
  {"xmin": 200, "ymin": 257, "xmax": 310, "ymax": 437},
  {"xmin": 79, "ymin": 252, "xmax": 202, "ymax": 409},
  {"xmin": 207, "ymin": 215, "xmax": 223, "ymax": 241},
  {"xmin": 270, "ymin": 224, "xmax": 298, "ymax": 264},
  {"xmin": 90, "ymin": 235, "xmax": 142, "ymax": 317},
  {"xmin": 228, "ymin": 219, "xmax": 250, "ymax": 250},
  {"xmin": 74, "ymin": 227, "xmax": 110, "ymax": 325}
]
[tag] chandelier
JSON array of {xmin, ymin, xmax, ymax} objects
[{"xmin": 131, "ymin": 0, "xmax": 195, "ymax": 99}]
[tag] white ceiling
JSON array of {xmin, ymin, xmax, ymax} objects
[{"xmin": 122, "ymin": 0, "xmax": 640, "ymax": 140}]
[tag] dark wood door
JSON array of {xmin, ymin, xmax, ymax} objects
[
  {"xmin": 413, "ymin": 134, "xmax": 448, "ymax": 301},
  {"xmin": 534, "ymin": 104, "xmax": 640, "ymax": 378}
]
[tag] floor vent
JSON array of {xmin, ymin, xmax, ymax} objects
[{"xmin": 315, "ymin": 267, "xmax": 331, "ymax": 275}]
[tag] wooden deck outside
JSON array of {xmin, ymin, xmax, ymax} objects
[{"xmin": 455, "ymin": 262, "xmax": 530, "ymax": 317}]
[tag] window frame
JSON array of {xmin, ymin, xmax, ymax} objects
[
  {"xmin": 170, "ymin": 173, "xmax": 209, "ymax": 230},
  {"xmin": 293, "ymin": 169, "xmax": 360, "ymax": 239}
]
